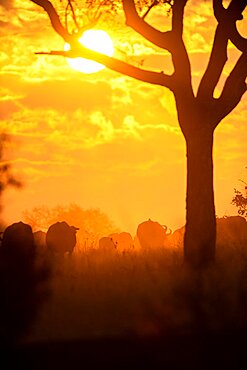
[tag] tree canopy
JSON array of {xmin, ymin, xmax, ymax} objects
[{"xmin": 23, "ymin": 203, "xmax": 118, "ymax": 245}]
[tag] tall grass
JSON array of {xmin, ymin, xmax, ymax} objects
[{"xmin": 24, "ymin": 237, "xmax": 247, "ymax": 343}]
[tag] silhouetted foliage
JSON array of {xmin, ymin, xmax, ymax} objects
[
  {"xmin": 232, "ymin": 169, "xmax": 247, "ymax": 219},
  {"xmin": 51, "ymin": 0, "xmax": 173, "ymax": 35}
]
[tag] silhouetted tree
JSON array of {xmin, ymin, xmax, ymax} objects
[
  {"xmin": 232, "ymin": 168, "xmax": 247, "ymax": 219},
  {"xmin": 29, "ymin": 0, "xmax": 247, "ymax": 268},
  {"xmin": 23, "ymin": 203, "xmax": 118, "ymax": 244}
]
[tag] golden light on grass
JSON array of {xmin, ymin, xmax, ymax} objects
[{"xmin": 65, "ymin": 30, "xmax": 114, "ymax": 74}]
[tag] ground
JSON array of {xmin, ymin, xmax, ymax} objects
[{"xmin": 3, "ymin": 330, "xmax": 247, "ymax": 370}]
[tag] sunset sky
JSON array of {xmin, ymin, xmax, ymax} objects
[{"xmin": 0, "ymin": 0, "xmax": 246, "ymax": 235}]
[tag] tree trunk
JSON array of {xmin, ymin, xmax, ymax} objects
[{"xmin": 184, "ymin": 128, "xmax": 216, "ymax": 269}]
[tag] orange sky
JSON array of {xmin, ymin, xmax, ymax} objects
[{"xmin": 0, "ymin": 0, "xmax": 246, "ymax": 235}]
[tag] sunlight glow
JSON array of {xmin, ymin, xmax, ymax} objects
[{"xmin": 65, "ymin": 30, "xmax": 114, "ymax": 74}]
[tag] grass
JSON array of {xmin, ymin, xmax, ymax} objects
[
  {"xmin": 21, "ymin": 236, "xmax": 247, "ymax": 344},
  {"xmin": 1, "ymin": 235, "xmax": 247, "ymax": 369}
]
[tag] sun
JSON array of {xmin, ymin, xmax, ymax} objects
[{"xmin": 65, "ymin": 30, "xmax": 114, "ymax": 74}]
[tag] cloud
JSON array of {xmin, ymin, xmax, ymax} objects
[
  {"xmin": 0, "ymin": 98, "xmax": 21, "ymax": 119},
  {"xmin": 20, "ymin": 79, "xmax": 113, "ymax": 112},
  {"xmin": 0, "ymin": 0, "xmax": 13, "ymax": 10},
  {"xmin": 122, "ymin": 115, "xmax": 142, "ymax": 140},
  {"xmin": 122, "ymin": 115, "xmax": 180, "ymax": 138}
]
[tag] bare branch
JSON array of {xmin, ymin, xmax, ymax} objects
[
  {"xmin": 30, "ymin": 0, "xmax": 73, "ymax": 43},
  {"xmin": 199, "ymin": 0, "xmax": 228, "ymax": 99},
  {"xmin": 198, "ymin": 0, "xmax": 247, "ymax": 101},
  {"xmin": 30, "ymin": 0, "xmax": 102, "ymax": 47},
  {"xmin": 122, "ymin": 0, "xmax": 192, "ymax": 93},
  {"xmin": 229, "ymin": 21, "xmax": 247, "ymax": 53},
  {"xmin": 65, "ymin": 2, "xmax": 69, "ymax": 31},
  {"xmin": 35, "ymin": 47, "xmax": 175, "ymax": 89},
  {"xmin": 65, "ymin": 1, "xmax": 80, "ymax": 33},
  {"xmin": 67, "ymin": 0, "xmax": 79, "ymax": 30},
  {"xmin": 213, "ymin": 0, "xmax": 224, "ymax": 20},
  {"xmin": 122, "ymin": 0, "xmax": 193, "ymax": 95},
  {"xmin": 197, "ymin": 24, "xmax": 228, "ymax": 101},
  {"xmin": 141, "ymin": 0, "xmax": 159, "ymax": 19},
  {"xmin": 170, "ymin": 0, "xmax": 192, "ymax": 92},
  {"xmin": 31, "ymin": 0, "xmax": 176, "ymax": 89},
  {"xmin": 227, "ymin": 0, "xmax": 247, "ymax": 52},
  {"xmin": 122, "ymin": 0, "xmax": 174, "ymax": 52},
  {"xmin": 214, "ymin": 52, "xmax": 247, "ymax": 124},
  {"xmin": 214, "ymin": 0, "xmax": 247, "ymax": 53},
  {"xmin": 214, "ymin": 0, "xmax": 246, "ymax": 22},
  {"xmin": 172, "ymin": 0, "xmax": 188, "ymax": 38}
]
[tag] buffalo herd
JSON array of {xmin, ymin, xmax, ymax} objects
[
  {"xmin": 0, "ymin": 216, "xmax": 247, "ymax": 258},
  {"xmin": 0, "ymin": 221, "xmax": 79, "ymax": 259},
  {"xmin": 0, "ymin": 216, "xmax": 246, "ymax": 347}
]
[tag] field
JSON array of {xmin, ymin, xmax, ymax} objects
[{"xmin": 1, "ymin": 237, "xmax": 247, "ymax": 369}]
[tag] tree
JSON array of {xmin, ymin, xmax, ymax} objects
[
  {"xmin": 23, "ymin": 203, "xmax": 118, "ymax": 244},
  {"xmin": 232, "ymin": 169, "xmax": 247, "ymax": 218},
  {"xmin": 29, "ymin": 0, "xmax": 247, "ymax": 268}
]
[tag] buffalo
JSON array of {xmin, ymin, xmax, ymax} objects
[
  {"xmin": 33, "ymin": 230, "xmax": 47, "ymax": 256},
  {"xmin": 46, "ymin": 221, "xmax": 79, "ymax": 255},
  {"xmin": 166, "ymin": 216, "xmax": 247, "ymax": 250},
  {"xmin": 1, "ymin": 221, "xmax": 35, "ymax": 260},
  {"xmin": 98, "ymin": 236, "xmax": 117, "ymax": 252},
  {"xmin": 167, "ymin": 226, "xmax": 185, "ymax": 249},
  {"xmin": 0, "ymin": 221, "xmax": 51, "ymax": 345},
  {"xmin": 108, "ymin": 232, "xmax": 134, "ymax": 252},
  {"xmin": 216, "ymin": 215, "xmax": 247, "ymax": 248},
  {"xmin": 136, "ymin": 218, "xmax": 171, "ymax": 249}
]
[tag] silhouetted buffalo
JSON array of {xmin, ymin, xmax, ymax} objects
[
  {"xmin": 33, "ymin": 230, "xmax": 47, "ymax": 255},
  {"xmin": 168, "ymin": 226, "xmax": 185, "ymax": 249},
  {"xmin": 167, "ymin": 216, "xmax": 247, "ymax": 250},
  {"xmin": 136, "ymin": 219, "xmax": 171, "ymax": 249},
  {"xmin": 108, "ymin": 232, "xmax": 134, "ymax": 252},
  {"xmin": 216, "ymin": 215, "xmax": 247, "ymax": 247},
  {"xmin": 0, "ymin": 221, "xmax": 51, "ymax": 345},
  {"xmin": 98, "ymin": 236, "xmax": 117, "ymax": 251},
  {"xmin": 1, "ymin": 221, "xmax": 35, "ymax": 259},
  {"xmin": 46, "ymin": 221, "xmax": 79, "ymax": 255}
]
